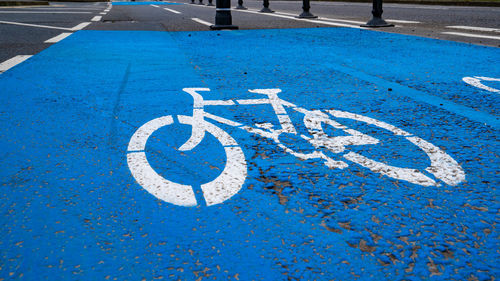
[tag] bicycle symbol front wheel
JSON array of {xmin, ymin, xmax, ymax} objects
[{"xmin": 126, "ymin": 115, "xmax": 247, "ymax": 207}]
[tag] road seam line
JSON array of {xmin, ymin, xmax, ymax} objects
[
  {"xmin": 44, "ymin": 32, "xmax": 72, "ymax": 43},
  {"xmin": 0, "ymin": 55, "xmax": 32, "ymax": 74}
]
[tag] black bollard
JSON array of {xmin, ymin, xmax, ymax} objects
[
  {"xmin": 190, "ymin": 0, "xmax": 195, "ymax": 4},
  {"xmin": 207, "ymin": 0, "xmax": 214, "ymax": 6},
  {"xmin": 297, "ymin": 0, "xmax": 316, "ymax": 18},
  {"xmin": 260, "ymin": 0, "xmax": 274, "ymax": 13},
  {"xmin": 210, "ymin": 0, "xmax": 238, "ymax": 30},
  {"xmin": 235, "ymin": 0, "xmax": 247, "ymax": 9},
  {"xmin": 198, "ymin": 0, "xmax": 204, "ymax": 5},
  {"xmin": 361, "ymin": 0, "xmax": 394, "ymax": 27}
]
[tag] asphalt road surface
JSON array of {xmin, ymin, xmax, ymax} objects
[
  {"xmin": 0, "ymin": 0, "xmax": 499, "ymax": 61},
  {"xmin": 0, "ymin": 1, "xmax": 499, "ymax": 280}
]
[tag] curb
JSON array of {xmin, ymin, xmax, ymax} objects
[{"xmin": 0, "ymin": 1, "xmax": 48, "ymax": 5}]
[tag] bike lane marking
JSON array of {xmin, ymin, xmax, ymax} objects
[{"xmin": 0, "ymin": 28, "xmax": 498, "ymax": 280}]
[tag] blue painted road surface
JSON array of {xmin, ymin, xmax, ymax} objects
[{"xmin": 0, "ymin": 28, "xmax": 499, "ymax": 280}]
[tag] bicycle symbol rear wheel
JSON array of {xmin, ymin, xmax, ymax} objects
[{"xmin": 126, "ymin": 115, "xmax": 247, "ymax": 207}]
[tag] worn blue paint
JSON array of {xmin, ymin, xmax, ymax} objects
[
  {"xmin": 112, "ymin": 1, "xmax": 182, "ymax": 5},
  {"xmin": 0, "ymin": 28, "xmax": 498, "ymax": 280}
]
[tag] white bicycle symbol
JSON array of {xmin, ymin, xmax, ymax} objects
[
  {"xmin": 463, "ymin": 76, "xmax": 500, "ymax": 93},
  {"xmin": 127, "ymin": 88, "xmax": 465, "ymax": 207}
]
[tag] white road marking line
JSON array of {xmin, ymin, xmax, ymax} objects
[
  {"xmin": 242, "ymin": 9, "xmax": 364, "ymax": 29},
  {"xmin": 191, "ymin": 17, "xmax": 212, "ymax": 26},
  {"xmin": 317, "ymin": 17, "xmax": 365, "ymax": 25},
  {"xmin": 387, "ymin": 19, "xmax": 420, "ymax": 24},
  {"xmin": 0, "ymin": 11, "xmax": 93, "ymax": 14},
  {"xmin": 151, "ymin": 4, "xmax": 159, "ymax": 7},
  {"xmin": 272, "ymin": 11, "xmax": 366, "ymax": 25},
  {"xmin": 446, "ymin": 25, "xmax": 500, "ymax": 33},
  {"xmin": 0, "ymin": 55, "xmax": 32, "ymax": 74},
  {"xmin": 71, "ymin": 22, "xmax": 91, "ymax": 31},
  {"xmin": 91, "ymin": 15, "xmax": 102, "ymax": 21},
  {"xmin": 164, "ymin": 7, "xmax": 181, "ymax": 14},
  {"xmin": 386, "ymin": 4, "xmax": 450, "ymax": 10},
  {"xmin": 100, "ymin": 12, "xmax": 106, "ymax": 15},
  {"xmin": 192, "ymin": 4, "xmax": 390, "ymax": 29},
  {"xmin": 44, "ymin": 32, "xmax": 72, "ymax": 43},
  {"xmin": 270, "ymin": 11, "xmax": 295, "ymax": 16},
  {"xmin": 0, "ymin": 20, "xmax": 73, "ymax": 31},
  {"xmin": 442, "ymin": 31, "xmax": 500, "ymax": 40}
]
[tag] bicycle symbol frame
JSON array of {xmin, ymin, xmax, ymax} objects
[{"xmin": 127, "ymin": 88, "xmax": 466, "ymax": 207}]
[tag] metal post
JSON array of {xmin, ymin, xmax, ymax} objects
[
  {"xmin": 190, "ymin": 0, "xmax": 195, "ymax": 4},
  {"xmin": 235, "ymin": 0, "xmax": 247, "ymax": 9},
  {"xmin": 198, "ymin": 0, "xmax": 203, "ymax": 5},
  {"xmin": 297, "ymin": 0, "xmax": 316, "ymax": 18},
  {"xmin": 260, "ymin": 0, "xmax": 274, "ymax": 13},
  {"xmin": 207, "ymin": 0, "xmax": 214, "ymax": 6},
  {"xmin": 210, "ymin": 0, "xmax": 238, "ymax": 30},
  {"xmin": 361, "ymin": 0, "xmax": 394, "ymax": 27}
]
